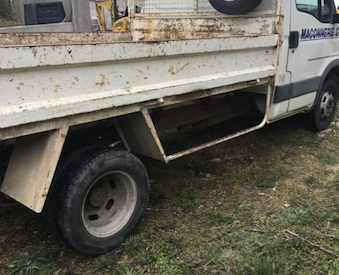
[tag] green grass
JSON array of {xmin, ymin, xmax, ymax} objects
[
  {"xmin": 5, "ymin": 251, "xmax": 54, "ymax": 275},
  {"xmin": 2, "ymin": 115, "xmax": 339, "ymax": 274},
  {"xmin": 0, "ymin": 19, "xmax": 20, "ymax": 28}
]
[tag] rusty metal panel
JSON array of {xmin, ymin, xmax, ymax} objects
[
  {"xmin": 0, "ymin": 35, "xmax": 278, "ymax": 69},
  {"xmin": 0, "ymin": 77, "xmax": 272, "ymax": 141},
  {"xmin": 132, "ymin": 17, "xmax": 277, "ymax": 41},
  {"xmin": 0, "ymin": 0, "xmax": 280, "ymax": 142},
  {"xmin": 0, "ymin": 35, "xmax": 277, "ymax": 133},
  {"xmin": 0, "ymin": 32, "xmax": 132, "ymax": 46},
  {"xmin": 0, "ymin": 0, "xmax": 278, "ymax": 44},
  {"xmin": 0, "ymin": 128, "xmax": 68, "ymax": 213}
]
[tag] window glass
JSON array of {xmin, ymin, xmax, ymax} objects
[{"xmin": 296, "ymin": 0, "xmax": 331, "ymax": 22}]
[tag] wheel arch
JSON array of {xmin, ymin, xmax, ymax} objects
[{"xmin": 310, "ymin": 59, "xmax": 339, "ymax": 112}]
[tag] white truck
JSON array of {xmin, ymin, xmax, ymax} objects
[{"xmin": 0, "ymin": 0, "xmax": 338, "ymax": 255}]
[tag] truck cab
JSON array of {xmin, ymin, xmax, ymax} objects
[{"xmin": 269, "ymin": 0, "xmax": 339, "ymax": 132}]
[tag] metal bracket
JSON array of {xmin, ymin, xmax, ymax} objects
[{"xmin": 116, "ymin": 84, "xmax": 272, "ymax": 163}]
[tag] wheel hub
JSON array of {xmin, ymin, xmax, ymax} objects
[
  {"xmin": 82, "ymin": 171, "xmax": 137, "ymax": 238},
  {"xmin": 89, "ymin": 187, "xmax": 106, "ymax": 208},
  {"xmin": 320, "ymin": 91, "xmax": 335, "ymax": 120}
]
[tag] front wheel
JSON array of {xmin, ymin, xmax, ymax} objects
[
  {"xmin": 208, "ymin": 0, "xmax": 263, "ymax": 15},
  {"xmin": 307, "ymin": 79, "xmax": 338, "ymax": 132},
  {"xmin": 57, "ymin": 148, "xmax": 149, "ymax": 255}
]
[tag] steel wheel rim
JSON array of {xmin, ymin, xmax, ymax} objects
[
  {"xmin": 82, "ymin": 171, "xmax": 137, "ymax": 238},
  {"xmin": 320, "ymin": 91, "xmax": 335, "ymax": 120}
]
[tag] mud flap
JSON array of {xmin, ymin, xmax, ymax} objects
[{"xmin": 0, "ymin": 128, "xmax": 68, "ymax": 213}]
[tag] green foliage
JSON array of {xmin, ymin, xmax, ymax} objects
[
  {"xmin": 117, "ymin": 266, "xmax": 145, "ymax": 275},
  {"xmin": 250, "ymin": 257, "xmax": 281, "ymax": 275},
  {"xmin": 0, "ymin": 19, "xmax": 19, "ymax": 27},
  {"xmin": 6, "ymin": 251, "xmax": 54, "ymax": 275},
  {"xmin": 327, "ymin": 259, "xmax": 339, "ymax": 275}
]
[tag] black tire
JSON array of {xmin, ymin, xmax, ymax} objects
[
  {"xmin": 57, "ymin": 148, "xmax": 149, "ymax": 255},
  {"xmin": 307, "ymin": 79, "xmax": 338, "ymax": 131},
  {"xmin": 209, "ymin": 0, "xmax": 263, "ymax": 15},
  {"xmin": 40, "ymin": 145, "xmax": 105, "ymax": 239}
]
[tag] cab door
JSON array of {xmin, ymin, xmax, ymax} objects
[
  {"xmin": 333, "ymin": 0, "xmax": 339, "ymax": 55},
  {"xmin": 286, "ymin": 0, "xmax": 336, "ymax": 112}
]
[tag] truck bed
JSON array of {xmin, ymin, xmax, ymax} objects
[{"xmin": 0, "ymin": 0, "xmax": 279, "ymax": 141}]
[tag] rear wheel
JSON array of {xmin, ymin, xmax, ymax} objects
[
  {"xmin": 208, "ymin": 0, "xmax": 263, "ymax": 15},
  {"xmin": 57, "ymin": 148, "xmax": 149, "ymax": 255},
  {"xmin": 40, "ymin": 145, "xmax": 104, "ymax": 239},
  {"xmin": 307, "ymin": 79, "xmax": 338, "ymax": 131}
]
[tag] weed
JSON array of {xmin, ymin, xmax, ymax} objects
[
  {"xmin": 250, "ymin": 257, "xmax": 280, "ymax": 275},
  {"xmin": 186, "ymin": 159, "xmax": 210, "ymax": 175},
  {"xmin": 289, "ymin": 195, "xmax": 315, "ymax": 209},
  {"xmin": 117, "ymin": 266, "xmax": 145, "ymax": 275},
  {"xmin": 123, "ymin": 233, "xmax": 148, "ymax": 254},
  {"xmin": 279, "ymin": 207, "xmax": 312, "ymax": 226},
  {"xmin": 5, "ymin": 251, "xmax": 54, "ymax": 275}
]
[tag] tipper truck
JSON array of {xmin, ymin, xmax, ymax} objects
[{"xmin": 0, "ymin": 0, "xmax": 338, "ymax": 255}]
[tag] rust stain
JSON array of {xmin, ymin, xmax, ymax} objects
[
  {"xmin": 0, "ymin": 32, "xmax": 132, "ymax": 46},
  {"xmin": 144, "ymin": 19, "xmax": 152, "ymax": 41},
  {"xmin": 54, "ymin": 84, "xmax": 61, "ymax": 92},
  {"xmin": 136, "ymin": 17, "xmax": 269, "ymax": 41},
  {"xmin": 0, "ymin": 15, "xmax": 271, "ymax": 46},
  {"xmin": 169, "ymin": 62, "xmax": 189, "ymax": 75},
  {"xmin": 95, "ymin": 74, "xmax": 107, "ymax": 87}
]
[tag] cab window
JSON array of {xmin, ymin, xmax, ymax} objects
[{"xmin": 296, "ymin": 0, "xmax": 331, "ymax": 22}]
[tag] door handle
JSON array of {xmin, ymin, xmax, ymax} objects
[{"xmin": 289, "ymin": 31, "xmax": 299, "ymax": 49}]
